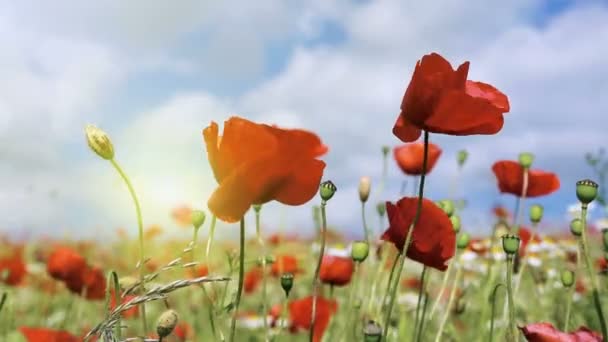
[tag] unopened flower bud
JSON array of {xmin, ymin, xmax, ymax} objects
[
  {"xmin": 561, "ymin": 270, "xmax": 575, "ymax": 287},
  {"xmin": 358, "ymin": 177, "xmax": 371, "ymax": 203},
  {"xmin": 529, "ymin": 204, "xmax": 543, "ymax": 224},
  {"xmin": 191, "ymin": 210, "xmax": 206, "ymax": 230},
  {"xmin": 319, "ymin": 180, "xmax": 337, "ymax": 202},
  {"xmin": 252, "ymin": 204, "xmax": 262, "ymax": 213},
  {"xmin": 376, "ymin": 202, "xmax": 386, "ymax": 217},
  {"xmin": 156, "ymin": 309, "xmax": 179, "ymax": 338},
  {"xmin": 363, "ymin": 320, "xmax": 382, "ymax": 342},
  {"xmin": 351, "ymin": 241, "xmax": 370, "ymax": 262},
  {"xmin": 84, "ymin": 124, "xmax": 114, "ymax": 160},
  {"xmin": 570, "ymin": 218, "xmax": 583, "ymax": 237},
  {"xmin": 280, "ymin": 273, "xmax": 294, "ymax": 297},
  {"xmin": 457, "ymin": 150, "xmax": 468, "ymax": 167},
  {"xmin": 456, "ymin": 233, "xmax": 470, "ymax": 249},
  {"xmin": 382, "ymin": 146, "xmax": 390, "ymax": 156},
  {"xmin": 576, "ymin": 179, "xmax": 598, "ymax": 204},
  {"xmin": 502, "ymin": 235, "xmax": 520, "ymax": 255},
  {"xmin": 437, "ymin": 200, "xmax": 455, "ymax": 217},
  {"xmin": 450, "ymin": 215, "xmax": 461, "ymax": 234},
  {"xmin": 518, "ymin": 152, "xmax": 534, "ymax": 169}
]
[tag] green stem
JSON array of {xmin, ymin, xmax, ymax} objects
[
  {"xmin": 488, "ymin": 283, "xmax": 506, "ymax": 342},
  {"xmin": 382, "ymin": 130, "xmax": 430, "ymax": 340},
  {"xmin": 416, "ymin": 291, "xmax": 429, "ymax": 342},
  {"xmin": 378, "ymin": 252, "xmax": 400, "ymax": 319},
  {"xmin": 429, "ymin": 244, "xmax": 455, "ymax": 320},
  {"xmin": 511, "ymin": 169, "xmax": 529, "ymax": 234},
  {"xmin": 362, "ymin": 202, "xmax": 371, "ymax": 245},
  {"xmin": 514, "ymin": 222, "xmax": 538, "ymax": 294},
  {"xmin": 280, "ymin": 292, "xmax": 289, "ymax": 339},
  {"xmin": 255, "ymin": 208, "xmax": 269, "ymax": 340},
  {"xmin": 580, "ymin": 205, "xmax": 608, "ymax": 340},
  {"xmin": 366, "ymin": 243, "xmax": 390, "ymax": 316},
  {"xmin": 342, "ymin": 263, "xmax": 361, "ymax": 342},
  {"xmin": 229, "ymin": 219, "xmax": 246, "ymax": 342},
  {"xmin": 564, "ymin": 284, "xmax": 574, "ymax": 332},
  {"xmin": 310, "ymin": 201, "xmax": 328, "ymax": 342},
  {"xmin": 412, "ymin": 266, "xmax": 428, "ymax": 341},
  {"xmin": 206, "ymin": 215, "xmax": 218, "ymax": 268},
  {"xmin": 506, "ymin": 256, "xmax": 517, "ymax": 342},
  {"xmin": 192, "ymin": 227, "xmax": 200, "ymax": 263},
  {"xmin": 110, "ymin": 159, "xmax": 147, "ymax": 335},
  {"xmin": 434, "ymin": 254, "xmax": 463, "ymax": 342}
]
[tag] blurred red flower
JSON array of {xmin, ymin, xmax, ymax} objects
[
  {"xmin": 492, "ymin": 206, "xmax": 511, "ymax": 220},
  {"xmin": 382, "ymin": 197, "xmax": 456, "ymax": 271},
  {"xmin": 46, "ymin": 247, "xmax": 87, "ymax": 283},
  {"xmin": 492, "ymin": 161, "xmax": 560, "ymax": 197},
  {"xmin": 393, "ymin": 142, "xmax": 442, "ymax": 175},
  {"xmin": 393, "ymin": 52, "xmax": 509, "ymax": 142},
  {"xmin": 110, "ymin": 290, "xmax": 140, "ymax": 319},
  {"xmin": 174, "ymin": 322, "xmax": 193, "ymax": 341},
  {"xmin": 319, "ymin": 255, "xmax": 354, "ymax": 286},
  {"xmin": 0, "ymin": 249, "xmax": 26, "ymax": 286},
  {"xmin": 402, "ymin": 277, "xmax": 422, "ymax": 290},
  {"xmin": 19, "ymin": 327, "xmax": 79, "ymax": 342},
  {"xmin": 271, "ymin": 255, "xmax": 300, "ymax": 276},
  {"xmin": 172, "ymin": 205, "xmax": 193, "ymax": 228},
  {"xmin": 287, "ymin": 296, "xmax": 338, "ymax": 342},
  {"xmin": 518, "ymin": 227, "xmax": 540, "ymax": 257},
  {"xmin": 519, "ymin": 322, "xmax": 601, "ymax": 341},
  {"xmin": 244, "ymin": 267, "xmax": 264, "ymax": 294},
  {"xmin": 203, "ymin": 117, "xmax": 328, "ymax": 223}
]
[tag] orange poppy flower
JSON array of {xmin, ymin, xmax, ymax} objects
[
  {"xmin": 271, "ymin": 255, "xmax": 300, "ymax": 276},
  {"xmin": 172, "ymin": 205, "xmax": 193, "ymax": 228},
  {"xmin": 0, "ymin": 249, "xmax": 26, "ymax": 286},
  {"xmin": 191, "ymin": 264, "xmax": 209, "ymax": 278},
  {"xmin": 19, "ymin": 327, "xmax": 80, "ymax": 342},
  {"xmin": 319, "ymin": 255, "xmax": 354, "ymax": 286},
  {"xmin": 286, "ymin": 296, "xmax": 338, "ymax": 342},
  {"xmin": 519, "ymin": 322, "xmax": 601, "ymax": 342},
  {"xmin": 203, "ymin": 116, "xmax": 327, "ymax": 223},
  {"xmin": 174, "ymin": 322, "xmax": 193, "ymax": 341},
  {"xmin": 46, "ymin": 247, "xmax": 87, "ymax": 283},
  {"xmin": 492, "ymin": 161, "xmax": 560, "ymax": 197},
  {"xmin": 382, "ymin": 197, "xmax": 456, "ymax": 271},
  {"xmin": 110, "ymin": 290, "xmax": 140, "ymax": 319},
  {"xmin": 244, "ymin": 267, "xmax": 264, "ymax": 294},
  {"xmin": 393, "ymin": 142, "xmax": 442, "ymax": 175},
  {"xmin": 492, "ymin": 205, "xmax": 511, "ymax": 220},
  {"xmin": 393, "ymin": 52, "xmax": 510, "ymax": 142},
  {"xmin": 144, "ymin": 225, "xmax": 164, "ymax": 240}
]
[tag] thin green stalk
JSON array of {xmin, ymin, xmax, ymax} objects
[
  {"xmin": 416, "ymin": 292, "xmax": 429, "ymax": 342},
  {"xmin": 514, "ymin": 222, "xmax": 538, "ymax": 294},
  {"xmin": 506, "ymin": 255, "xmax": 517, "ymax": 342},
  {"xmin": 0, "ymin": 292, "xmax": 6, "ymax": 317},
  {"xmin": 564, "ymin": 283, "xmax": 575, "ymax": 332},
  {"xmin": 342, "ymin": 262, "xmax": 361, "ymax": 341},
  {"xmin": 206, "ymin": 215, "xmax": 218, "ymax": 268},
  {"xmin": 429, "ymin": 244, "xmax": 455, "ymax": 320},
  {"xmin": 110, "ymin": 158, "xmax": 148, "ymax": 335},
  {"xmin": 412, "ymin": 266, "xmax": 428, "ymax": 341},
  {"xmin": 255, "ymin": 208, "xmax": 270, "ymax": 340},
  {"xmin": 310, "ymin": 202, "xmax": 328, "ymax": 342},
  {"xmin": 366, "ymin": 243, "xmax": 390, "ymax": 316},
  {"xmin": 362, "ymin": 202, "xmax": 371, "ymax": 245},
  {"xmin": 580, "ymin": 204, "xmax": 608, "ymax": 340},
  {"xmin": 279, "ymin": 292, "xmax": 290, "ymax": 339},
  {"xmin": 229, "ymin": 219, "xmax": 246, "ymax": 342},
  {"xmin": 201, "ymin": 285, "xmax": 218, "ymax": 340},
  {"xmin": 377, "ymin": 252, "xmax": 400, "ymax": 319},
  {"xmin": 488, "ymin": 283, "xmax": 506, "ymax": 342},
  {"xmin": 382, "ymin": 130, "xmax": 430, "ymax": 341},
  {"xmin": 434, "ymin": 254, "xmax": 463, "ymax": 342},
  {"xmin": 511, "ymin": 169, "xmax": 529, "ymax": 234}
]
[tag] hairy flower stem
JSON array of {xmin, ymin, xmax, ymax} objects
[
  {"xmin": 310, "ymin": 201, "xmax": 328, "ymax": 342},
  {"xmin": 488, "ymin": 283, "xmax": 506, "ymax": 342},
  {"xmin": 110, "ymin": 159, "xmax": 148, "ymax": 335},
  {"xmin": 412, "ymin": 266, "xmax": 428, "ymax": 341},
  {"xmin": 579, "ymin": 204, "xmax": 608, "ymax": 340},
  {"xmin": 505, "ymin": 255, "xmax": 517, "ymax": 342},
  {"xmin": 382, "ymin": 130, "xmax": 430, "ymax": 340},
  {"xmin": 255, "ymin": 208, "xmax": 270, "ymax": 340},
  {"xmin": 362, "ymin": 202, "xmax": 371, "ymax": 245},
  {"xmin": 434, "ymin": 253, "xmax": 463, "ymax": 342},
  {"xmin": 229, "ymin": 219, "xmax": 246, "ymax": 342}
]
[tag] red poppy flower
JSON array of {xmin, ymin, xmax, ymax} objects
[
  {"xmin": 393, "ymin": 142, "xmax": 442, "ymax": 175},
  {"xmin": 173, "ymin": 322, "xmax": 193, "ymax": 341},
  {"xmin": 402, "ymin": 277, "xmax": 422, "ymax": 290},
  {"xmin": 519, "ymin": 322, "xmax": 601, "ymax": 341},
  {"xmin": 492, "ymin": 206, "xmax": 511, "ymax": 220},
  {"xmin": 319, "ymin": 255, "xmax": 354, "ymax": 286},
  {"xmin": 203, "ymin": 117, "xmax": 327, "ymax": 223},
  {"xmin": 518, "ymin": 227, "xmax": 540, "ymax": 257},
  {"xmin": 191, "ymin": 264, "xmax": 209, "ymax": 278},
  {"xmin": 575, "ymin": 280, "xmax": 587, "ymax": 294},
  {"xmin": 0, "ymin": 250, "xmax": 27, "ymax": 286},
  {"xmin": 596, "ymin": 258, "xmax": 607, "ymax": 273},
  {"xmin": 271, "ymin": 255, "xmax": 300, "ymax": 276},
  {"xmin": 382, "ymin": 197, "xmax": 456, "ymax": 271},
  {"xmin": 469, "ymin": 239, "xmax": 489, "ymax": 256},
  {"xmin": 19, "ymin": 327, "xmax": 80, "ymax": 342},
  {"xmin": 244, "ymin": 267, "xmax": 264, "ymax": 294},
  {"xmin": 287, "ymin": 296, "xmax": 338, "ymax": 342},
  {"xmin": 46, "ymin": 247, "xmax": 87, "ymax": 282},
  {"xmin": 110, "ymin": 290, "xmax": 139, "ymax": 319},
  {"xmin": 393, "ymin": 52, "xmax": 510, "ymax": 142},
  {"xmin": 492, "ymin": 161, "xmax": 560, "ymax": 197}
]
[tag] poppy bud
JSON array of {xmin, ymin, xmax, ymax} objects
[
  {"xmin": 437, "ymin": 200, "xmax": 455, "ymax": 217},
  {"xmin": 450, "ymin": 215, "xmax": 461, "ymax": 234},
  {"xmin": 382, "ymin": 146, "xmax": 390, "ymax": 156},
  {"xmin": 518, "ymin": 152, "xmax": 534, "ymax": 169},
  {"xmin": 358, "ymin": 177, "xmax": 371, "ymax": 203},
  {"xmin": 376, "ymin": 202, "xmax": 386, "ymax": 217},
  {"xmin": 502, "ymin": 235, "xmax": 520, "ymax": 255},
  {"xmin": 602, "ymin": 228, "xmax": 608, "ymax": 251},
  {"xmin": 457, "ymin": 150, "xmax": 468, "ymax": 167},
  {"xmin": 561, "ymin": 270, "xmax": 575, "ymax": 287},
  {"xmin": 351, "ymin": 241, "xmax": 370, "ymax": 262},
  {"xmin": 252, "ymin": 204, "xmax": 262, "ymax": 213},
  {"xmin": 570, "ymin": 218, "xmax": 583, "ymax": 237},
  {"xmin": 84, "ymin": 124, "xmax": 115, "ymax": 160},
  {"xmin": 191, "ymin": 210, "xmax": 206, "ymax": 230},
  {"xmin": 280, "ymin": 273, "xmax": 294, "ymax": 297},
  {"xmin": 363, "ymin": 320, "xmax": 382, "ymax": 342},
  {"xmin": 456, "ymin": 232, "xmax": 470, "ymax": 249},
  {"xmin": 528, "ymin": 204, "xmax": 543, "ymax": 224},
  {"xmin": 319, "ymin": 180, "xmax": 337, "ymax": 202},
  {"xmin": 156, "ymin": 309, "xmax": 179, "ymax": 338},
  {"xmin": 576, "ymin": 179, "xmax": 598, "ymax": 205}
]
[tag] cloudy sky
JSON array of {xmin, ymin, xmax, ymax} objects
[{"xmin": 1, "ymin": 0, "xmax": 607, "ymax": 242}]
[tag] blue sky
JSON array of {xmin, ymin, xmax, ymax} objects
[{"xmin": 1, "ymin": 0, "xmax": 607, "ymax": 241}]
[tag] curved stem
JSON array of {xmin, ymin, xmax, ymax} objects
[
  {"xmin": 488, "ymin": 283, "xmax": 506, "ymax": 342},
  {"xmin": 310, "ymin": 202, "xmax": 328, "ymax": 342},
  {"xmin": 429, "ymin": 241, "xmax": 456, "ymax": 320},
  {"xmin": 434, "ymin": 254, "xmax": 462, "ymax": 342},
  {"xmin": 382, "ymin": 130, "xmax": 430, "ymax": 340},
  {"xmin": 110, "ymin": 159, "xmax": 147, "ymax": 335},
  {"xmin": 412, "ymin": 266, "xmax": 428, "ymax": 341},
  {"xmin": 255, "ymin": 208, "xmax": 269, "ymax": 340},
  {"xmin": 229, "ymin": 219, "xmax": 246, "ymax": 342},
  {"xmin": 506, "ymin": 255, "xmax": 517, "ymax": 342},
  {"xmin": 579, "ymin": 205, "xmax": 608, "ymax": 340}
]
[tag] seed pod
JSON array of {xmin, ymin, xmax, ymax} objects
[{"xmin": 156, "ymin": 309, "xmax": 179, "ymax": 338}]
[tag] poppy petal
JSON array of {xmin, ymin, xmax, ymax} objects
[
  {"xmin": 273, "ymin": 159, "xmax": 326, "ymax": 206},
  {"xmin": 393, "ymin": 114, "xmax": 422, "ymax": 143}
]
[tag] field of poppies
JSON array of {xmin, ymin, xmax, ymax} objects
[{"xmin": 2, "ymin": 52, "xmax": 608, "ymax": 342}]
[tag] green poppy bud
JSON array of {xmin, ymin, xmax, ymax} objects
[
  {"xmin": 518, "ymin": 152, "xmax": 534, "ymax": 169},
  {"xmin": 528, "ymin": 204, "xmax": 543, "ymax": 224},
  {"xmin": 457, "ymin": 150, "xmax": 468, "ymax": 167},
  {"xmin": 376, "ymin": 202, "xmax": 386, "ymax": 217},
  {"xmin": 456, "ymin": 232, "xmax": 470, "ymax": 249},
  {"xmin": 382, "ymin": 146, "xmax": 390, "ymax": 156},
  {"xmin": 576, "ymin": 179, "xmax": 598, "ymax": 204},
  {"xmin": 280, "ymin": 273, "xmax": 294, "ymax": 297},
  {"xmin": 363, "ymin": 320, "xmax": 382, "ymax": 342},
  {"xmin": 351, "ymin": 241, "xmax": 370, "ymax": 262},
  {"xmin": 252, "ymin": 204, "xmax": 262, "ymax": 213},
  {"xmin": 191, "ymin": 210, "xmax": 206, "ymax": 230},
  {"xmin": 502, "ymin": 235, "xmax": 520, "ymax": 255},
  {"xmin": 156, "ymin": 309, "xmax": 179, "ymax": 338},
  {"xmin": 84, "ymin": 124, "xmax": 115, "ymax": 160},
  {"xmin": 319, "ymin": 180, "xmax": 337, "ymax": 202},
  {"xmin": 437, "ymin": 200, "xmax": 455, "ymax": 217},
  {"xmin": 570, "ymin": 218, "xmax": 583, "ymax": 237},
  {"xmin": 450, "ymin": 215, "xmax": 461, "ymax": 234},
  {"xmin": 560, "ymin": 270, "xmax": 575, "ymax": 287}
]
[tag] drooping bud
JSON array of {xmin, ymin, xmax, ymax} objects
[
  {"xmin": 457, "ymin": 150, "xmax": 468, "ymax": 168},
  {"xmin": 450, "ymin": 215, "xmax": 461, "ymax": 234},
  {"xmin": 84, "ymin": 124, "xmax": 115, "ymax": 160},
  {"xmin": 502, "ymin": 235, "xmax": 521, "ymax": 255},
  {"xmin": 351, "ymin": 241, "xmax": 370, "ymax": 262},
  {"xmin": 518, "ymin": 152, "xmax": 534, "ymax": 169},
  {"xmin": 376, "ymin": 202, "xmax": 386, "ymax": 217},
  {"xmin": 252, "ymin": 204, "xmax": 262, "ymax": 213},
  {"xmin": 280, "ymin": 273, "xmax": 294, "ymax": 297},
  {"xmin": 358, "ymin": 177, "xmax": 371, "ymax": 203},
  {"xmin": 456, "ymin": 232, "xmax": 470, "ymax": 249},
  {"xmin": 156, "ymin": 309, "xmax": 179, "ymax": 338},
  {"xmin": 528, "ymin": 204, "xmax": 543, "ymax": 224},
  {"xmin": 363, "ymin": 320, "xmax": 382, "ymax": 342},
  {"xmin": 319, "ymin": 180, "xmax": 337, "ymax": 202},
  {"xmin": 576, "ymin": 179, "xmax": 599, "ymax": 205},
  {"xmin": 570, "ymin": 218, "xmax": 583, "ymax": 237},
  {"xmin": 191, "ymin": 210, "xmax": 206, "ymax": 230},
  {"xmin": 561, "ymin": 270, "xmax": 575, "ymax": 287}
]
